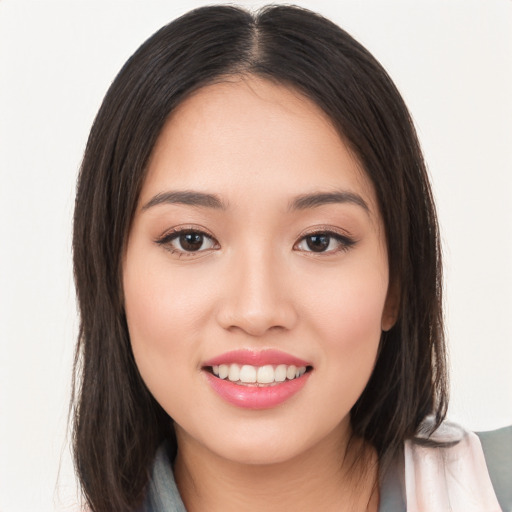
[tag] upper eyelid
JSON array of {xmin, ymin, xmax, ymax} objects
[
  {"xmin": 155, "ymin": 225, "xmax": 217, "ymax": 243},
  {"xmin": 296, "ymin": 226, "xmax": 355, "ymax": 240},
  {"xmin": 154, "ymin": 225, "xmax": 356, "ymax": 247},
  {"xmin": 294, "ymin": 228, "xmax": 358, "ymax": 251},
  {"xmin": 155, "ymin": 228, "xmax": 219, "ymax": 258}
]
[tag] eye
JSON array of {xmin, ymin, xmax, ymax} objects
[
  {"xmin": 156, "ymin": 228, "xmax": 218, "ymax": 255},
  {"xmin": 295, "ymin": 231, "xmax": 356, "ymax": 254}
]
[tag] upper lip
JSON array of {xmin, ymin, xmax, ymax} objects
[{"xmin": 202, "ymin": 349, "xmax": 311, "ymax": 368}]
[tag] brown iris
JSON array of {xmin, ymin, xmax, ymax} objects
[
  {"xmin": 179, "ymin": 232, "xmax": 204, "ymax": 251},
  {"xmin": 305, "ymin": 234, "xmax": 330, "ymax": 252}
]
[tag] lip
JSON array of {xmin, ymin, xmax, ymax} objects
[
  {"xmin": 202, "ymin": 349, "xmax": 312, "ymax": 410},
  {"xmin": 202, "ymin": 349, "xmax": 311, "ymax": 368},
  {"xmin": 204, "ymin": 371, "xmax": 311, "ymax": 410}
]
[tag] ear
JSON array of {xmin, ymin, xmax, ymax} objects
[{"xmin": 381, "ymin": 279, "xmax": 400, "ymax": 332}]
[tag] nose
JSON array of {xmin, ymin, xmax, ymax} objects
[{"xmin": 215, "ymin": 247, "xmax": 298, "ymax": 337}]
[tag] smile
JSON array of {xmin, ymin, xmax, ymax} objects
[
  {"xmin": 210, "ymin": 364, "xmax": 308, "ymax": 386},
  {"xmin": 202, "ymin": 350, "xmax": 313, "ymax": 409}
]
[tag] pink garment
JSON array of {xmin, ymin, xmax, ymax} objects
[{"xmin": 404, "ymin": 420, "xmax": 502, "ymax": 512}]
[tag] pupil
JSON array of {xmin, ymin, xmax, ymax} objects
[
  {"xmin": 180, "ymin": 233, "xmax": 203, "ymax": 251},
  {"xmin": 307, "ymin": 235, "xmax": 329, "ymax": 252}
]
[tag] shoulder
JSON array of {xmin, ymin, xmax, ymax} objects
[
  {"xmin": 477, "ymin": 425, "xmax": 512, "ymax": 512},
  {"xmin": 401, "ymin": 418, "xmax": 510, "ymax": 512},
  {"xmin": 139, "ymin": 443, "xmax": 186, "ymax": 512},
  {"xmin": 141, "ymin": 426, "xmax": 511, "ymax": 512}
]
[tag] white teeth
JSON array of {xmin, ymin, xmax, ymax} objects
[
  {"xmin": 210, "ymin": 363, "xmax": 308, "ymax": 385},
  {"xmin": 275, "ymin": 364, "xmax": 287, "ymax": 382},
  {"xmin": 218, "ymin": 364, "xmax": 229, "ymax": 379},
  {"xmin": 239, "ymin": 365, "xmax": 257, "ymax": 383},
  {"xmin": 228, "ymin": 364, "xmax": 240, "ymax": 382},
  {"xmin": 286, "ymin": 365, "xmax": 297, "ymax": 380},
  {"xmin": 257, "ymin": 365, "xmax": 274, "ymax": 384}
]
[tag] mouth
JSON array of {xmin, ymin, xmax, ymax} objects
[
  {"xmin": 202, "ymin": 350, "xmax": 313, "ymax": 409},
  {"xmin": 205, "ymin": 363, "xmax": 312, "ymax": 387}
]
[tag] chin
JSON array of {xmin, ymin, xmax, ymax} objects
[
  {"xmin": 197, "ymin": 417, "xmax": 346, "ymax": 468},
  {"xmin": 215, "ymin": 439, "xmax": 307, "ymax": 466}
]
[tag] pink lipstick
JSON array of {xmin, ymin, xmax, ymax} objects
[{"xmin": 202, "ymin": 349, "xmax": 312, "ymax": 409}]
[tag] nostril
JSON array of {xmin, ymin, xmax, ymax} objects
[{"xmin": 215, "ymin": 279, "xmax": 299, "ymax": 335}]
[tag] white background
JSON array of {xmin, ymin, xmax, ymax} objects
[{"xmin": 0, "ymin": 1, "xmax": 511, "ymax": 510}]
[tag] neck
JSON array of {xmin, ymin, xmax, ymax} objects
[{"xmin": 173, "ymin": 421, "xmax": 379, "ymax": 512}]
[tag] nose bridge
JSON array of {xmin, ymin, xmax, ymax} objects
[{"xmin": 217, "ymin": 240, "xmax": 296, "ymax": 336}]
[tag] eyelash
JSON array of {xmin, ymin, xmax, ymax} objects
[
  {"xmin": 155, "ymin": 227, "xmax": 357, "ymax": 257},
  {"xmin": 294, "ymin": 228, "xmax": 357, "ymax": 255},
  {"xmin": 155, "ymin": 227, "xmax": 219, "ymax": 258}
]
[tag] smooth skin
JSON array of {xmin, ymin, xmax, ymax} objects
[{"xmin": 123, "ymin": 76, "xmax": 397, "ymax": 512}]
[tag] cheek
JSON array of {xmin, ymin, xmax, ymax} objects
[
  {"xmin": 304, "ymin": 262, "xmax": 388, "ymax": 381},
  {"xmin": 122, "ymin": 248, "xmax": 215, "ymax": 395},
  {"xmin": 309, "ymin": 262, "xmax": 387, "ymax": 335},
  {"xmin": 124, "ymin": 241, "xmax": 212, "ymax": 341},
  {"xmin": 310, "ymin": 283, "xmax": 385, "ymax": 425}
]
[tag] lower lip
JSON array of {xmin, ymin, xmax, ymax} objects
[{"xmin": 204, "ymin": 371, "xmax": 311, "ymax": 410}]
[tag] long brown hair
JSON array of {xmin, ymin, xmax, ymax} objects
[{"xmin": 72, "ymin": 5, "xmax": 447, "ymax": 511}]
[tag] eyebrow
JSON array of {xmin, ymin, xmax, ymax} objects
[
  {"xmin": 141, "ymin": 190, "xmax": 227, "ymax": 211},
  {"xmin": 141, "ymin": 189, "xmax": 369, "ymax": 214},
  {"xmin": 288, "ymin": 191, "xmax": 369, "ymax": 212}
]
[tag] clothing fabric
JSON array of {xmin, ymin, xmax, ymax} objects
[{"xmin": 141, "ymin": 422, "xmax": 512, "ymax": 512}]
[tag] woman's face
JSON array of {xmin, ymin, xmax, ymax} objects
[{"xmin": 123, "ymin": 77, "xmax": 396, "ymax": 465}]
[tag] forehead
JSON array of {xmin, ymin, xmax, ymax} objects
[{"xmin": 142, "ymin": 76, "xmax": 378, "ymax": 214}]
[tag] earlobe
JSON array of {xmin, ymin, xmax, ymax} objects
[{"xmin": 381, "ymin": 280, "xmax": 400, "ymax": 332}]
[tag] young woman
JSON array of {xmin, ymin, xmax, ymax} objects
[{"xmin": 71, "ymin": 5, "xmax": 511, "ymax": 512}]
